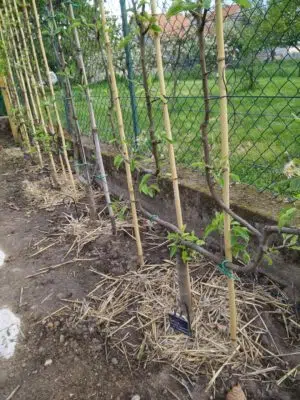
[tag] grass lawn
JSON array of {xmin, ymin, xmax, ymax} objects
[{"xmin": 56, "ymin": 59, "xmax": 300, "ymax": 195}]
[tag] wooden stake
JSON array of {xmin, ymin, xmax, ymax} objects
[
  {"xmin": 98, "ymin": 0, "xmax": 144, "ymax": 265},
  {"xmin": 0, "ymin": 10, "xmax": 31, "ymax": 151},
  {"xmin": 14, "ymin": 0, "xmax": 60, "ymax": 186},
  {"xmin": 68, "ymin": 2, "xmax": 115, "ymax": 230},
  {"xmin": 215, "ymin": 0, "xmax": 237, "ymax": 344},
  {"xmin": 2, "ymin": 1, "xmax": 43, "ymax": 166},
  {"xmin": 150, "ymin": 0, "xmax": 191, "ymax": 313},
  {"xmin": 0, "ymin": 76, "xmax": 19, "ymax": 142},
  {"xmin": 22, "ymin": 0, "xmax": 62, "ymax": 155},
  {"xmin": 10, "ymin": 1, "xmax": 39, "ymax": 125},
  {"xmin": 30, "ymin": 0, "xmax": 76, "ymax": 192},
  {"xmin": 47, "ymin": 0, "xmax": 96, "ymax": 219}
]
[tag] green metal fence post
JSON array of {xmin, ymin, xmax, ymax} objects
[{"xmin": 120, "ymin": 0, "xmax": 140, "ymax": 147}]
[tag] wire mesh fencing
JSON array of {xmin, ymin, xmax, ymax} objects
[{"xmin": 45, "ymin": 0, "xmax": 300, "ymax": 197}]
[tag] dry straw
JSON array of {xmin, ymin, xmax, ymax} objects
[
  {"xmin": 64, "ymin": 261, "xmax": 296, "ymax": 387},
  {"xmin": 215, "ymin": 0, "xmax": 237, "ymax": 344},
  {"xmin": 99, "ymin": 0, "xmax": 144, "ymax": 265},
  {"xmin": 21, "ymin": 177, "xmax": 83, "ymax": 210}
]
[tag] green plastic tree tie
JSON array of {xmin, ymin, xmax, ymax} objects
[
  {"xmin": 95, "ymin": 174, "xmax": 107, "ymax": 181},
  {"xmin": 75, "ymin": 161, "xmax": 91, "ymax": 167},
  {"xmin": 217, "ymin": 260, "xmax": 235, "ymax": 280}
]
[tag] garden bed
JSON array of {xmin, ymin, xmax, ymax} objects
[{"xmin": 0, "ymin": 134, "xmax": 299, "ymax": 400}]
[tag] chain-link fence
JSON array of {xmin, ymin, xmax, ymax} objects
[{"xmin": 46, "ymin": 0, "xmax": 300, "ymax": 197}]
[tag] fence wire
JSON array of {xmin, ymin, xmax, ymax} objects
[{"xmin": 45, "ymin": 0, "xmax": 299, "ymax": 197}]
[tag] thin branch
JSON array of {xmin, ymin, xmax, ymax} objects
[
  {"xmin": 265, "ymin": 226, "xmax": 300, "ymax": 235},
  {"xmin": 139, "ymin": 205, "xmax": 260, "ymax": 273}
]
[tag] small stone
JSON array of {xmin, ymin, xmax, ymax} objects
[
  {"xmin": 47, "ymin": 322, "xmax": 54, "ymax": 329},
  {"xmin": 60, "ymin": 334, "xmax": 65, "ymax": 344},
  {"xmin": 131, "ymin": 395, "xmax": 140, "ymax": 400},
  {"xmin": 38, "ymin": 347, "xmax": 45, "ymax": 354},
  {"xmin": 44, "ymin": 359, "xmax": 53, "ymax": 367},
  {"xmin": 111, "ymin": 357, "xmax": 118, "ymax": 365},
  {"xmin": 89, "ymin": 326, "xmax": 95, "ymax": 334}
]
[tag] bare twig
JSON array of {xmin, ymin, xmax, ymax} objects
[{"xmin": 5, "ymin": 385, "xmax": 21, "ymax": 400}]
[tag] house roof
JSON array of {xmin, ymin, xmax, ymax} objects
[
  {"xmin": 207, "ymin": 4, "xmax": 241, "ymax": 21},
  {"xmin": 157, "ymin": 13, "xmax": 191, "ymax": 38},
  {"xmin": 156, "ymin": 5, "xmax": 241, "ymax": 37}
]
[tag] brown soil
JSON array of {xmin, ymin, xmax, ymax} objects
[{"xmin": 0, "ymin": 130, "xmax": 299, "ymax": 400}]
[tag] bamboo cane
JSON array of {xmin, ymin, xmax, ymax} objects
[
  {"xmin": 98, "ymin": 0, "xmax": 144, "ymax": 265},
  {"xmin": 30, "ymin": 0, "xmax": 76, "ymax": 192},
  {"xmin": 47, "ymin": 0, "xmax": 97, "ymax": 220},
  {"xmin": 2, "ymin": 0, "xmax": 43, "ymax": 167},
  {"xmin": 13, "ymin": 0, "xmax": 60, "ymax": 186},
  {"xmin": 150, "ymin": 0, "xmax": 192, "ymax": 314},
  {"xmin": 215, "ymin": 0, "xmax": 237, "ymax": 344},
  {"xmin": 22, "ymin": 0, "xmax": 66, "ymax": 181},
  {"xmin": 68, "ymin": 2, "xmax": 115, "ymax": 230},
  {"xmin": 22, "ymin": 0, "xmax": 67, "ymax": 184},
  {"xmin": 0, "ymin": 24, "xmax": 30, "ymax": 151},
  {"xmin": 0, "ymin": 76, "xmax": 19, "ymax": 142},
  {"xmin": 9, "ymin": 1, "xmax": 39, "ymax": 124},
  {"xmin": 22, "ymin": 0, "xmax": 62, "ymax": 147},
  {"xmin": 0, "ymin": 13, "xmax": 29, "ymax": 147}
]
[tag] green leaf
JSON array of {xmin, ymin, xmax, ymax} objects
[
  {"xmin": 264, "ymin": 253, "xmax": 273, "ymax": 266},
  {"xmin": 204, "ymin": 212, "xmax": 224, "ymax": 239},
  {"xmin": 150, "ymin": 183, "xmax": 160, "ymax": 193},
  {"xmin": 203, "ymin": 0, "xmax": 211, "ymax": 8},
  {"xmin": 278, "ymin": 207, "xmax": 297, "ymax": 228},
  {"xmin": 182, "ymin": 249, "xmax": 190, "ymax": 263},
  {"xmin": 118, "ymin": 34, "xmax": 132, "ymax": 49},
  {"xmin": 169, "ymin": 244, "xmax": 177, "ymax": 258},
  {"xmin": 149, "ymin": 23, "xmax": 162, "ymax": 33},
  {"xmin": 289, "ymin": 235, "xmax": 298, "ymax": 246},
  {"xmin": 167, "ymin": 1, "xmax": 199, "ymax": 18},
  {"xmin": 140, "ymin": 173, "xmax": 151, "ymax": 186},
  {"xmin": 130, "ymin": 158, "xmax": 136, "ymax": 172},
  {"xmin": 114, "ymin": 154, "xmax": 124, "ymax": 170},
  {"xmin": 230, "ymin": 173, "xmax": 241, "ymax": 183},
  {"xmin": 234, "ymin": 0, "xmax": 251, "ymax": 7},
  {"xmin": 291, "ymin": 246, "xmax": 300, "ymax": 251}
]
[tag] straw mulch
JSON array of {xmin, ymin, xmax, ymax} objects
[
  {"xmin": 1, "ymin": 147, "xmax": 25, "ymax": 163},
  {"xmin": 65, "ymin": 261, "xmax": 298, "ymax": 384},
  {"xmin": 59, "ymin": 214, "xmax": 129, "ymax": 258},
  {"xmin": 22, "ymin": 177, "xmax": 83, "ymax": 210}
]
